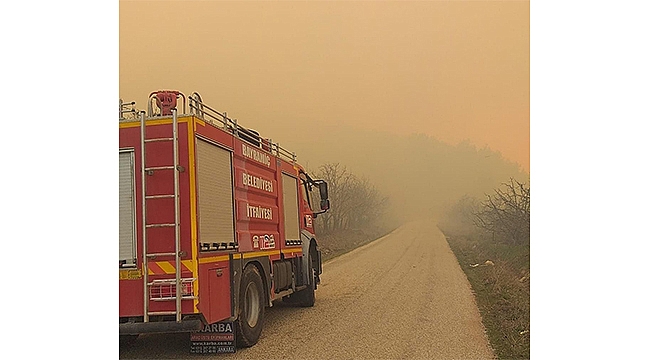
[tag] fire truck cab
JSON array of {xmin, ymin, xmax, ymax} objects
[{"xmin": 119, "ymin": 91, "xmax": 330, "ymax": 347}]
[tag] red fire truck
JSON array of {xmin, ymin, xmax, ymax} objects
[{"xmin": 119, "ymin": 90, "xmax": 330, "ymax": 347}]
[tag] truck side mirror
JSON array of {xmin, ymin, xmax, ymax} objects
[
  {"xmin": 320, "ymin": 199, "xmax": 330, "ymax": 211},
  {"xmin": 318, "ymin": 182, "xmax": 328, "ymax": 201}
]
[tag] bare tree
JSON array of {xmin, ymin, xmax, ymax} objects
[
  {"xmin": 473, "ymin": 178, "xmax": 530, "ymax": 245},
  {"xmin": 313, "ymin": 163, "xmax": 388, "ymax": 235}
]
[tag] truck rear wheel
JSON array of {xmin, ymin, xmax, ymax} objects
[{"xmin": 235, "ymin": 265, "xmax": 265, "ymax": 348}]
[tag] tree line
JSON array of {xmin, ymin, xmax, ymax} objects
[
  {"xmin": 440, "ymin": 178, "xmax": 530, "ymax": 246},
  {"xmin": 311, "ymin": 163, "xmax": 389, "ymax": 236}
]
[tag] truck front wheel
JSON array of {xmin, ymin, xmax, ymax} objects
[{"xmin": 235, "ymin": 264, "xmax": 265, "ymax": 348}]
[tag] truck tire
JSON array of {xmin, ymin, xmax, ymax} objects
[
  {"xmin": 290, "ymin": 252, "xmax": 316, "ymax": 307},
  {"xmin": 235, "ymin": 264, "xmax": 265, "ymax": 348}
]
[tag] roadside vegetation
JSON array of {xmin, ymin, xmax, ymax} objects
[
  {"xmin": 311, "ymin": 163, "xmax": 396, "ymax": 261},
  {"xmin": 438, "ymin": 179, "xmax": 530, "ymax": 359}
]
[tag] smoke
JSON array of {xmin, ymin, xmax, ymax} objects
[{"xmin": 285, "ymin": 123, "xmax": 528, "ymax": 225}]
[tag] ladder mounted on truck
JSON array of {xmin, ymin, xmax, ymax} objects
[
  {"xmin": 128, "ymin": 89, "xmax": 305, "ymax": 323},
  {"xmin": 140, "ymin": 91, "xmax": 194, "ymax": 323}
]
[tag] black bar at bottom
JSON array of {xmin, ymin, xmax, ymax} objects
[{"xmin": 119, "ymin": 319, "xmax": 204, "ymax": 335}]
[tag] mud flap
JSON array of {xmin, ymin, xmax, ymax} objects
[
  {"xmin": 300, "ymin": 230, "xmax": 313, "ymax": 285},
  {"xmin": 314, "ymin": 246, "xmax": 322, "ymax": 287}
]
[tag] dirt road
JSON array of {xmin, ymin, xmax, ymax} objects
[{"xmin": 120, "ymin": 221, "xmax": 494, "ymax": 359}]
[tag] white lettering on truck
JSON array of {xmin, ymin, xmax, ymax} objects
[
  {"xmin": 242, "ymin": 144, "xmax": 271, "ymax": 167},
  {"xmin": 242, "ymin": 172, "xmax": 273, "ymax": 193},
  {"xmin": 199, "ymin": 322, "xmax": 234, "ymax": 333},
  {"xmin": 246, "ymin": 204, "xmax": 273, "ymax": 220}
]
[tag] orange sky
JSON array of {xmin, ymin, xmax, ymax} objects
[{"xmin": 120, "ymin": 0, "xmax": 529, "ymax": 172}]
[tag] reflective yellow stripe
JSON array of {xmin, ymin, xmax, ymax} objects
[
  {"xmin": 182, "ymin": 260, "xmax": 194, "ymax": 271},
  {"xmin": 119, "ymin": 268, "xmax": 142, "ymax": 280},
  {"xmin": 187, "ymin": 117, "xmax": 199, "ymax": 312},
  {"xmin": 118, "ymin": 117, "xmax": 191, "ymax": 128},
  {"xmin": 281, "ymin": 249, "xmax": 303, "ymax": 255},
  {"xmin": 157, "ymin": 261, "xmax": 176, "ymax": 274},
  {"xmin": 198, "ymin": 255, "xmax": 231, "ymax": 265},
  {"xmin": 199, "ymin": 250, "xmax": 279, "ymax": 264},
  {"xmin": 242, "ymin": 250, "xmax": 280, "ymax": 259}
]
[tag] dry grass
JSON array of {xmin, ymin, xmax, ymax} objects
[{"xmin": 444, "ymin": 233, "xmax": 530, "ymax": 359}]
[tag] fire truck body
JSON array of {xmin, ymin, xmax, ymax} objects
[{"xmin": 119, "ymin": 91, "xmax": 329, "ymax": 347}]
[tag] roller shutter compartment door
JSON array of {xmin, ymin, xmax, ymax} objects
[
  {"xmin": 196, "ymin": 139, "xmax": 235, "ymax": 247},
  {"xmin": 282, "ymin": 173, "xmax": 300, "ymax": 241},
  {"xmin": 119, "ymin": 150, "xmax": 136, "ymax": 265}
]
